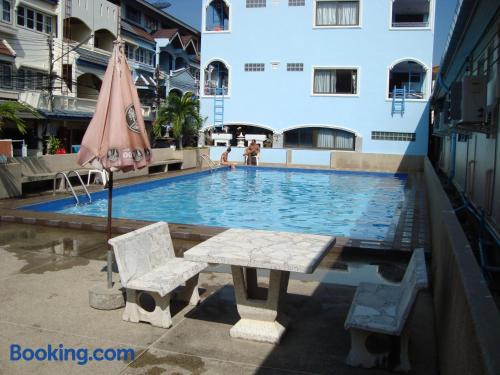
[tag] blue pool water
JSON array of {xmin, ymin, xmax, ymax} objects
[{"xmin": 20, "ymin": 167, "xmax": 408, "ymax": 240}]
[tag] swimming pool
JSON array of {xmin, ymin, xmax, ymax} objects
[{"xmin": 20, "ymin": 167, "xmax": 408, "ymax": 240}]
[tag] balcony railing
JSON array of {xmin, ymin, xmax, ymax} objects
[
  {"xmin": 19, "ymin": 91, "xmax": 152, "ymax": 118},
  {"xmin": 204, "ymin": 86, "xmax": 228, "ymax": 96}
]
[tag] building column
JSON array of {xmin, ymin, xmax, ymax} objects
[{"xmin": 197, "ymin": 131, "xmax": 205, "ymax": 147}]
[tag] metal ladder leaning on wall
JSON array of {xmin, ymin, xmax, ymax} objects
[
  {"xmin": 391, "ymin": 86, "xmax": 406, "ymax": 116},
  {"xmin": 53, "ymin": 170, "xmax": 92, "ymax": 205},
  {"xmin": 213, "ymin": 87, "xmax": 224, "ymax": 129}
]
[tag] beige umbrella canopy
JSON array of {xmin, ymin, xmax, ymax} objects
[
  {"xmin": 77, "ymin": 39, "xmax": 152, "ymax": 291},
  {"xmin": 77, "ymin": 39, "xmax": 152, "ymax": 171}
]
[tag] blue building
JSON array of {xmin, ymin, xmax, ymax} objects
[{"xmin": 200, "ymin": 0, "xmax": 435, "ymax": 157}]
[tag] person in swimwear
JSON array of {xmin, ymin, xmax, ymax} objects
[{"xmin": 220, "ymin": 147, "xmax": 237, "ymax": 169}]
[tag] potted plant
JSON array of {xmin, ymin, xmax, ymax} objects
[{"xmin": 47, "ymin": 136, "xmax": 64, "ymax": 155}]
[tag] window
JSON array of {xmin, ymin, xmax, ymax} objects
[
  {"xmin": 205, "ymin": 60, "xmax": 229, "ymax": 95},
  {"xmin": 36, "ymin": 12, "xmax": 43, "ymax": 32},
  {"xmin": 371, "ymin": 131, "xmax": 416, "ymax": 142},
  {"xmin": 284, "ymin": 127, "xmax": 355, "ymax": 150},
  {"xmin": 26, "ymin": 9, "xmax": 34, "ymax": 29},
  {"xmin": 315, "ymin": 1, "xmax": 359, "ymax": 27},
  {"xmin": 388, "ymin": 60, "xmax": 426, "ymax": 99},
  {"xmin": 289, "ymin": 0, "xmax": 305, "ymax": 6},
  {"xmin": 124, "ymin": 44, "xmax": 135, "ymax": 60},
  {"xmin": 313, "ymin": 68, "xmax": 357, "ymax": 94},
  {"xmin": 287, "ymin": 63, "xmax": 304, "ymax": 71},
  {"xmin": 206, "ymin": 0, "xmax": 229, "ymax": 31},
  {"xmin": 17, "ymin": 5, "xmax": 23, "ymax": 25},
  {"xmin": 146, "ymin": 50, "xmax": 154, "ymax": 66},
  {"xmin": 244, "ymin": 63, "xmax": 265, "ymax": 72},
  {"xmin": 2, "ymin": 0, "xmax": 11, "ymax": 23},
  {"xmin": 17, "ymin": 6, "xmax": 54, "ymax": 34},
  {"xmin": 135, "ymin": 48, "xmax": 144, "ymax": 63},
  {"xmin": 246, "ymin": 0, "xmax": 266, "ymax": 8},
  {"xmin": 17, "ymin": 68, "xmax": 47, "ymax": 90},
  {"xmin": 145, "ymin": 15, "xmax": 157, "ymax": 31},
  {"xmin": 392, "ymin": 0, "xmax": 429, "ymax": 28},
  {"xmin": 0, "ymin": 63, "xmax": 12, "ymax": 88},
  {"xmin": 132, "ymin": 48, "xmax": 154, "ymax": 66},
  {"xmin": 45, "ymin": 15, "xmax": 52, "ymax": 33},
  {"xmin": 25, "ymin": 69, "xmax": 34, "ymax": 90},
  {"xmin": 35, "ymin": 72, "xmax": 45, "ymax": 88},
  {"xmin": 125, "ymin": 6, "xmax": 141, "ymax": 23}
]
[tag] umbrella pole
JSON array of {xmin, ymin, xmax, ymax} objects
[{"xmin": 107, "ymin": 171, "xmax": 114, "ymax": 289}]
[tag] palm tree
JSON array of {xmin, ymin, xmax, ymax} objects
[
  {"xmin": 153, "ymin": 92, "xmax": 203, "ymax": 149},
  {"xmin": 0, "ymin": 101, "xmax": 39, "ymax": 135}
]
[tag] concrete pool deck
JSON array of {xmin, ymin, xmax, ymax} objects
[
  {"xmin": 0, "ymin": 166, "xmax": 430, "ymax": 256},
  {"xmin": 0, "ymin": 222, "xmax": 438, "ymax": 375}
]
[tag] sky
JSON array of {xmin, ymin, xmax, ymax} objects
[
  {"xmin": 159, "ymin": 0, "xmax": 458, "ymax": 65},
  {"xmin": 433, "ymin": 0, "xmax": 459, "ymax": 66},
  {"xmin": 158, "ymin": 0, "xmax": 203, "ymax": 30}
]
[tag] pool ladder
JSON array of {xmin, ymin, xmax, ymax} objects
[
  {"xmin": 199, "ymin": 154, "xmax": 219, "ymax": 172},
  {"xmin": 53, "ymin": 170, "xmax": 92, "ymax": 205}
]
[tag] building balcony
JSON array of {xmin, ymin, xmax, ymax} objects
[
  {"xmin": 67, "ymin": 0, "xmax": 119, "ymax": 39},
  {"xmin": 19, "ymin": 91, "xmax": 153, "ymax": 120}
]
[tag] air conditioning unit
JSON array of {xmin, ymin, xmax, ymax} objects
[{"xmin": 450, "ymin": 76, "xmax": 487, "ymax": 123}]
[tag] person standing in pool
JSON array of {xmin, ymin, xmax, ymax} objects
[{"xmin": 220, "ymin": 147, "xmax": 237, "ymax": 169}]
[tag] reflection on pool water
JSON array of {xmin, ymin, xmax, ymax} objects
[{"xmin": 21, "ymin": 167, "xmax": 408, "ymax": 240}]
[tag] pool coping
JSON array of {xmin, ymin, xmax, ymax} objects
[{"xmin": 0, "ymin": 166, "xmax": 424, "ymax": 257}]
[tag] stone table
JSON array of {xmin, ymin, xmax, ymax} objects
[{"xmin": 184, "ymin": 228, "xmax": 336, "ymax": 344}]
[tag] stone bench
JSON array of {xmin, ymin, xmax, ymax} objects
[
  {"xmin": 109, "ymin": 222, "xmax": 207, "ymax": 328},
  {"xmin": 344, "ymin": 248, "xmax": 428, "ymax": 372},
  {"xmin": 147, "ymin": 159, "xmax": 183, "ymax": 174}
]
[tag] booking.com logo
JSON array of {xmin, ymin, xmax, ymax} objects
[{"xmin": 10, "ymin": 344, "xmax": 135, "ymax": 366}]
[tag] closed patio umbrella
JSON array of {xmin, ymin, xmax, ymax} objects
[{"xmin": 77, "ymin": 39, "xmax": 152, "ymax": 304}]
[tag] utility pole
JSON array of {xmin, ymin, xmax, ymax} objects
[
  {"xmin": 47, "ymin": 33, "xmax": 54, "ymax": 113},
  {"xmin": 154, "ymin": 64, "xmax": 161, "ymax": 117}
]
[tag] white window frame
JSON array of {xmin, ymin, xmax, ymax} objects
[
  {"xmin": 202, "ymin": 0, "xmax": 232, "ymax": 34},
  {"xmin": 311, "ymin": 66, "xmax": 360, "ymax": 97},
  {"xmin": 0, "ymin": 62, "xmax": 12, "ymax": 88},
  {"xmin": 1, "ymin": 0, "xmax": 12, "ymax": 24},
  {"xmin": 313, "ymin": 0, "xmax": 363, "ymax": 29},
  {"xmin": 16, "ymin": 5, "xmax": 55, "ymax": 35},
  {"xmin": 388, "ymin": 0, "xmax": 434, "ymax": 31},
  {"xmin": 385, "ymin": 57, "xmax": 429, "ymax": 102},
  {"xmin": 201, "ymin": 57, "xmax": 231, "ymax": 98}
]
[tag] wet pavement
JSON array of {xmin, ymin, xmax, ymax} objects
[{"xmin": 0, "ymin": 222, "xmax": 438, "ymax": 374}]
